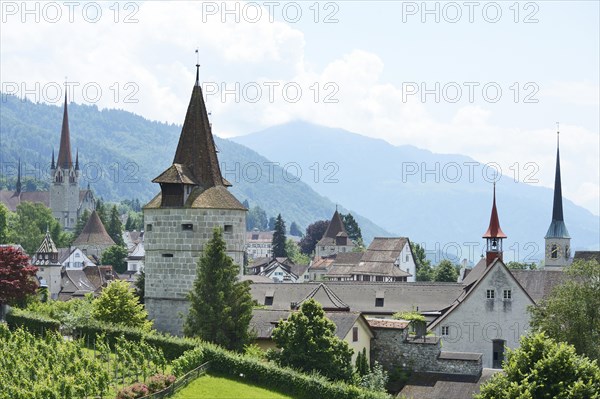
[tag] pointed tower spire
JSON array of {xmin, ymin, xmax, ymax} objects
[
  {"xmin": 545, "ymin": 127, "xmax": 570, "ymax": 240},
  {"xmin": 171, "ymin": 62, "xmax": 224, "ymax": 188},
  {"xmin": 75, "ymin": 149, "xmax": 80, "ymax": 170},
  {"xmin": 16, "ymin": 159, "xmax": 22, "ymax": 194},
  {"xmin": 51, "ymin": 148, "xmax": 56, "ymax": 169},
  {"xmin": 56, "ymin": 91, "xmax": 73, "ymax": 169},
  {"xmin": 483, "ymin": 182, "xmax": 506, "ymax": 265}
]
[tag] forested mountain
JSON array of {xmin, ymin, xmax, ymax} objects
[{"xmin": 0, "ymin": 94, "xmax": 390, "ymax": 243}]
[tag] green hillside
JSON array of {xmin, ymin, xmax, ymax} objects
[{"xmin": 0, "ymin": 94, "xmax": 390, "ymax": 243}]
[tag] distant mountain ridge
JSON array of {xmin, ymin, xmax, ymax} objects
[
  {"xmin": 233, "ymin": 121, "xmax": 600, "ymax": 262},
  {"xmin": 0, "ymin": 95, "xmax": 391, "ymax": 243}
]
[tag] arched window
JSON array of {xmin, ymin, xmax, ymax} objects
[{"xmin": 551, "ymin": 244, "xmax": 558, "ymax": 259}]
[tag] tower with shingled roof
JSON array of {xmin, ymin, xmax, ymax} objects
[
  {"xmin": 33, "ymin": 229, "xmax": 62, "ymax": 300},
  {"xmin": 143, "ymin": 63, "xmax": 247, "ymax": 335},
  {"xmin": 315, "ymin": 208, "xmax": 355, "ymax": 258},
  {"xmin": 544, "ymin": 129, "xmax": 571, "ymax": 268},
  {"xmin": 483, "ymin": 182, "xmax": 506, "ymax": 266}
]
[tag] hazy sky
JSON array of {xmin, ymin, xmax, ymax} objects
[{"xmin": 1, "ymin": 1, "xmax": 598, "ymax": 215}]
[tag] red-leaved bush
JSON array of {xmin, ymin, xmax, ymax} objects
[{"xmin": 0, "ymin": 246, "xmax": 38, "ymax": 304}]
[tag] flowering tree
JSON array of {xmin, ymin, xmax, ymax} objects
[{"xmin": 0, "ymin": 246, "xmax": 38, "ymax": 306}]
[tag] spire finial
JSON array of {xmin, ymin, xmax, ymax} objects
[
  {"xmin": 335, "ymin": 204, "xmax": 338, "ymax": 212},
  {"xmin": 556, "ymin": 122, "xmax": 560, "ymax": 148},
  {"xmin": 195, "ymin": 49, "xmax": 200, "ymax": 87}
]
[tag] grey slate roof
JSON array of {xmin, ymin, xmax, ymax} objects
[
  {"xmin": 510, "ymin": 269, "xmax": 568, "ymax": 303},
  {"xmin": 573, "ymin": 251, "xmax": 600, "ymax": 263},
  {"xmin": 399, "ymin": 368, "xmax": 500, "ymax": 399},
  {"xmin": 250, "ymin": 281, "xmax": 465, "ymax": 315}
]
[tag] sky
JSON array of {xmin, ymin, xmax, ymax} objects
[{"xmin": 1, "ymin": 0, "xmax": 599, "ymax": 215}]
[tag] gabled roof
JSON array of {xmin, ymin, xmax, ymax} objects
[
  {"xmin": 429, "ymin": 259, "xmax": 535, "ymax": 330},
  {"xmin": 144, "ymin": 186, "xmax": 245, "ymax": 210},
  {"xmin": 0, "ymin": 191, "xmax": 50, "ymax": 211},
  {"xmin": 510, "ymin": 269, "xmax": 567, "ymax": 303},
  {"xmin": 152, "ymin": 163, "xmax": 198, "ymax": 185},
  {"xmin": 573, "ymin": 251, "xmax": 600, "ymax": 263},
  {"xmin": 295, "ymin": 283, "xmax": 350, "ymax": 311},
  {"xmin": 73, "ymin": 210, "xmax": 116, "ymax": 246},
  {"xmin": 56, "ymin": 94, "xmax": 73, "ymax": 169}
]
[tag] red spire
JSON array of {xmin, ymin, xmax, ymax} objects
[
  {"xmin": 482, "ymin": 183, "xmax": 507, "ymax": 239},
  {"xmin": 56, "ymin": 92, "xmax": 73, "ymax": 169}
]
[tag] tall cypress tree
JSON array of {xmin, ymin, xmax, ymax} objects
[
  {"xmin": 107, "ymin": 205, "xmax": 125, "ymax": 246},
  {"xmin": 184, "ymin": 227, "xmax": 253, "ymax": 352},
  {"xmin": 272, "ymin": 214, "xmax": 287, "ymax": 258}
]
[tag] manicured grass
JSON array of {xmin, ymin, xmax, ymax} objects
[{"xmin": 171, "ymin": 374, "xmax": 296, "ymax": 399}]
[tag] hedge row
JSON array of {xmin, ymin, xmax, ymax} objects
[{"xmin": 5, "ymin": 309, "xmax": 60, "ymax": 335}]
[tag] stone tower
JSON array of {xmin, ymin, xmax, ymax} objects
[
  {"xmin": 144, "ymin": 64, "xmax": 246, "ymax": 335},
  {"xmin": 50, "ymin": 93, "xmax": 81, "ymax": 231},
  {"xmin": 33, "ymin": 229, "xmax": 62, "ymax": 300},
  {"xmin": 545, "ymin": 131, "xmax": 571, "ymax": 269},
  {"xmin": 483, "ymin": 183, "xmax": 506, "ymax": 266},
  {"xmin": 315, "ymin": 208, "xmax": 355, "ymax": 257}
]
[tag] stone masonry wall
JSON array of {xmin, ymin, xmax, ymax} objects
[
  {"xmin": 371, "ymin": 329, "xmax": 482, "ymax": 377},
  {"xmin": 144, "ymin": 207, "xmax": 246, "ymax": 336}
]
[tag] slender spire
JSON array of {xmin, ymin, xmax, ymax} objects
[
  {"xmin": 171, "ymin": 61, "xmax": 224, "ymax": 188},
  {"xmin": 195, "ymin": 48, "xmax": 200, "ymax": 87},
  {"xmin": 51, "ymin": 148, "xmax": 55, "ymax": 169},
  {"xmin": 482, "ymin": 182, "xmax": 507, "ymax": 239},
  {"xmin": 552, "ymin": 129, "xmax": 563, "ymax": 221},
  {"xmin": 16, "ymin": 159, "xmax": 22, "ymax": 194},
  {"xmin": 56, "ymin": 91, "xmax": 73, "ymax": 169},
  {"xmin": 75, "ymin": 149, "xmax": 79, "ymax": 170}
]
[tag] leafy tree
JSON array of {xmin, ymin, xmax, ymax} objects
[
  {"xmin": 107, "ymin": 205, "xmax": 125, "ymax": 245},
  {"xmin": 91, "ymin": 280, "xmax": 152, "ymax": 331},
  {"xmin": 246, "ymin": 205, "xmax": 268, "ymax": 231},
  {"xmin": 355, "ymin": 348, "xmax": 370, "ymax": 376},
  {"xmin": 134, "ymin": 270, "xmax": 145, "ymax": 304},
  {"xmin": 0, "ymin": 246, "xmax": 38, "ymax": 306},
  {"xmin": 299, "ymin": 220, "xmax": 329, "ymax": 255},
  {"xmin": 7, "ymin": 202, "xmax": 69, "ymax": 254},
  {"xmin": 184, "ymin": 227, "xmax": 253, "ymax": 352},
  {"xmin": 285, "ymin": 239, "xmax": 310, "ymax": 265},
  {"xmin": 101, "ymin": 245, "xmax": 128, "ymax": 274},
  {"xmin": 341, "ymin": 213, "xmax": 362, "ymax": 243},
  {"xmin": 476, "ymin": 332, "xmax": 600, "ymax": 399},
  {"xmin": 272, "ymin": 214, "xmax": 287, "ymax": 258},
  {"xmin": 272, "ymin": 298, "xmax": 354, "ymax": 381},
  {"xmin": 0, "ymin": 203, "xmax": 8, "ymax": 244},
  {"xmin": 268, "ymin": 216, "xmax": 276, "ymax": 231},
  {"xmin": 74, "ymin": 209, "xmax": 91, "ymax": 239},
  {"xmin": 357, "ymin": 361, "xmax": 388, "ymax": 393},
  {"xmin": 434, "ymin": 259, "xmax": 459, "ymax": 282},
  {"xmin": 529, "ymin": 259, "xmax": 600, "ymax": 361},
  {"xmin": 506, "ymin": 261, "xmax": 538, "ymax": 270},
  {"xmin": 412, "ymin": 243, "xmax": 434, "ymax": 281},
  {"xmin": 289, "ymin": 221, "xmax": 303, "ymax": 237}
]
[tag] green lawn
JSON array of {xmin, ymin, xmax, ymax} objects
[{"xmin": 171, "ymin": 374, "xmax": 295, "ymax": 399}]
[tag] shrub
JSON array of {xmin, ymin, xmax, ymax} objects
[
  {"xmin": 147, "ymin": 374, "xmax": 176, "ymax": 393},
  {"xmin": 5, "ymin": 308, "xmax": 60, "ymax": 335},
  {"xmin": 172, "ymin": 347, "xmax": 205, "ymax": 377},
  {"xmin": 116, "ymin": 383, "xmax": 149, "ymax": 399}
]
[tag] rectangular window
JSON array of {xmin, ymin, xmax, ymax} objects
[
  {"xmin": 352, "ymin": 327, "xmax": 359, "ymax": 342},
  {"xmin": 486, "ymin": 289, "xmax": 495, "ymax": 299},
  {"xmin": 264, "ymin": 296, "xmax": 273, "ymax": 306},
  {"xmin": 375, "ymin": 276, "xmax": 384, "ymax": 282},
  {"xmin": 441, "ymin": 326, "xmax": 449, "ymax": 336},
  {"xmin": 146, "ymin": 224, "xmax": 153, "ymax": 231},
  {"xmin": 375, "ymin": 298, "xmax": 384, "ymax": 307},
  {"xmin": 503, "ymin": 289, "xmax": 512, "ymax": 300},
  {"xmin": 162, "ymin": 253, "xmax": 174, "ymax": 258},
  {"xmin": 224, "ymin": 225, "xmax": 233, "ymax": 233},
  {"xmin": 182, "ymin": 223, "xmax": 193, "ymax": 231}
]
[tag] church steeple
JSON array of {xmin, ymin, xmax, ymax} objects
[
  {"xmin": 16, "ymin": 159, "xmax": 22, "ymax": 194},
  {"xmin": 483, "ymin": 182, "xmax": 506, "ymax": 265},
  {"xmin": 545, "ymin": 128, "xmax": 571, "ymax": 268},
  {"xmin": 56, "ymin": 92, "xmax": 73, "ymax": 169},
  {"xmin": 51, "ymin": 148, "xmax": 55, "ymax": 170}
]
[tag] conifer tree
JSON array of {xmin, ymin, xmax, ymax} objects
[
  {"xmin": 184, "ymin": 227, "xmax": 253, "ymax": 352},
  {"xmin": 107, "ymin": 205, "xmax": 124, "ymax": 246},
  {"xmin": 272, "ymin": 214, "xmax": 287, "ymax": 258},
  {"xmin": 74, "ymin": 209, "xmax": 91, "ymax": 238}
]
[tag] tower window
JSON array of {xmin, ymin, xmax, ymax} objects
[
  {"xmin": 146, "ymin": 224, "xmax": 153, "ymax": 231},
  {"xmin": 162, "ymin": 253, "xmax": 173, "ymax": 258},
  {"xmin": 551, "ymin": 244, "xmax": 558, "ymax": 259},
  {"xmin": 182, "ymin": 223, "xmax": 193, "ymax": 231},
  {"xmin": 486, "ymin": 289, "xmax": 495, "ymax": 299},
  {"xmin": 224, "ymin": 225, "xmax": 233, "ymax": 233}
]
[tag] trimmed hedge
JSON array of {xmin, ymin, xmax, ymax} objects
[
  {"xmin": 5, "ymin": 308, "xmax": 60, "ymax": 335},
  {"xmin": 74, "ymin": 321, "xmax": 199, "ymax": 361}
]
